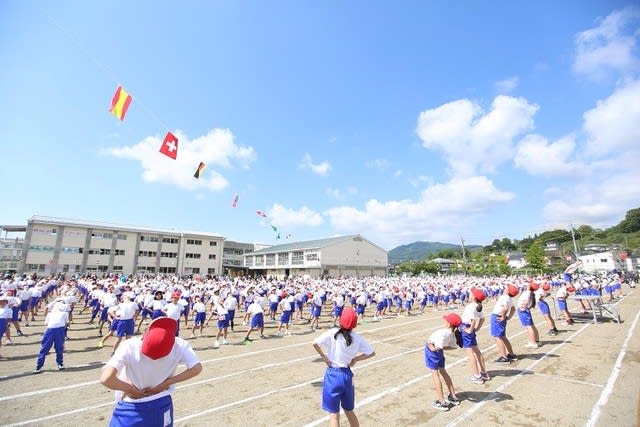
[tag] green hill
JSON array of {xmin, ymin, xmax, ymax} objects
[{"xmin": 388, "ymin": 241, "xmax": 481, "ymax": 264}]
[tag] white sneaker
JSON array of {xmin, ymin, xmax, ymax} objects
[
  {"xmin": 213, "ymin": 340, "xmax": 220, "ymax": 348},
  {"xmin": 222, "ymin": 339, "xmax": 228, "ymax": 345},
  {"xmin": 524, "ymin": 342, "xmax": 540, "ymax": 349},
  {"xmin": 274, "ymin": 331, "xmax": 281, "ymax": 337},
  {"xmin": 284, "ymin": 331, "xmax": 291, "ymax": 336}
]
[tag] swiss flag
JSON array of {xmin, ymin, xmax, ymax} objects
[{"xmin": 159, "ymin": 131, "xmax": 179, "ymax": 159}]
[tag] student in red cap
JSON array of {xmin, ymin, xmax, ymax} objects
[
  {"xmin": 535, "ymin": 283, "xmax": 558, "ymax": 335},
  {"xmin": 461, "ymin": 288, "xmax": 489, "ymax": 383},
  {"xmin": 100, "ymin": 317, "xmax": 202, "ymax": 427},
  {"xmin": 312, "ymin": 307, "xmax": 375, "ymax": 427},
  {"xmin": 517, "ymin": 283, "xmax": 541, "ymax": 349},
  {"xmin": 556, "ymin": 283, "xmax": 575, "ymax": 326},
  {"xmin": 490, "ymin": 284, "xmax": 518, "ymax": 364},
  {"xmin": 425, "ymin": 312, "xmax": 463, "ymax": 411}
]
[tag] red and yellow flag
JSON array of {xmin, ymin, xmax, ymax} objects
[{"xmin": 109, "ymin": 85, "xmax": 132, "ymax": 120}]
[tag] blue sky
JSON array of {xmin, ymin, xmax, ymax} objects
[{"xmin": 1, "ymin": 1, "xmax": 639, "ymax": 250}]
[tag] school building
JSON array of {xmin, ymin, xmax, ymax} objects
[
  {"xmin": 8, "ymin": 216, "xmax": 226, "ymax": 276},
  {"xmin": 2, "ymin": 217, "xmax": 389, "ymax": 278},
  {"xmin": 243, "ymin": 235, "xmax": 388, "ymax": 279}
]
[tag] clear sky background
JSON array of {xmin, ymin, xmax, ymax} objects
[{"xmin": 1, "ymin": 1, "xmax": 638, "ymax": 250}]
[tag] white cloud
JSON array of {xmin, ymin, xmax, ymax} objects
[
  {"xmin": 583, "ymin": 79, "xmax": 640, "ymax": 157},
  {"xmin": 416, "ymin": 95, "xmax": 538, "ymax": 177},
  {"xmin": 514, "ymin": 134, "xmax": 585, "ymax": 177},
  {"xmin": 106, "ymin": 129, "xmax": 256, "ymax": 192},
  {"xmin": 541, "ymin": 168, "xmax": 640, "ymax": 228},
  {"xmin": 324, "ymin": 176, "xmax": 514, "ymax": 248},
  {"xmin": 326, "ymin": 186, "xmax": 358, "ymax": 201},
  {"xmin": 408, "ymin": 175, "xmax": 433, "ymax": 188},
  {"xmin": 365, "ymin": 158, "xmax": 389, "ymax": 171},
  {"xmin": 574, "ymin": 6, "xmax": 640, "ymax": 80},
  {"xmin": 494, "ymin": 77, "xmax": 519, "ymax": 93},
  {"xmin": 298, "ymin": 153, "xmax": 331, "ymax": 176},
  {"xmin": 268, "ymin": 203, "xmax": 324, "ymax": 228},
  {"xmin": 394, "ymin": 169, "xmax": 402, "ymax": 177}
]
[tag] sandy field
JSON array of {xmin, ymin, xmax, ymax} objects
[{"xmin": 0, "ymin": 289, "xmax": 638, "ymax": 427}]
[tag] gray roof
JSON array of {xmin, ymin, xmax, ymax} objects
[{"xmin": 247, "ymin": 235, "xmax": 369, "ymax": 255}]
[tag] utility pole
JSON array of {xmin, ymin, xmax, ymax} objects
[
  {"xmin": 570, "ymin": 225, "xmax": 580, "ymax": 258},
  {"xmin": 460, "ymin": 236, "xmax": 467, "ymax": 275}
]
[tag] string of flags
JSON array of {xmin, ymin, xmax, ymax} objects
[{"xmin": 107, "ymin": 84, "xmax": 291, "ymax": 241}]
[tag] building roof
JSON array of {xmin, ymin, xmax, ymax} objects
[
  {"xmin": 430, "ymin": 258, "xmax": 455, "ymax": 264},
  {"xmin": 0, "ymin": 225, "xmax": 27, "ymax": 232},
  {"xmin": 247, "ymin": 235, "xmax": 383, "ymax": 255},
  {"xmin": 29, "ymin": 215, "xmax": 223, "ymax": 239}
]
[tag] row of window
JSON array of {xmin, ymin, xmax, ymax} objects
[
  {"xmin": 163, "ymin": 237, "xmax": 179, "ymax": 244},
  {"xmin": 92, "ymin": 232, "xmax": 126, "ymax": 240},
  {"xmin": 185, "ymin": 253, "xmax": 201, "ymax": 259}
]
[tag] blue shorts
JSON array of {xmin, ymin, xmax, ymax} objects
[
  {"xmin": 557, "ymin": 299, "xmax": 568, "ymax": 311},
  {"xmin": 424, "ymin": 345, "xmax": 445, "ymax": 370},
  {"xmin": 322, "ymin": 367, "xmax": 355, "ymax": 413},
  {"xmin": 116, "ymin": 319, "xmax": 134, "ymax": 337},
  {"xmin": 110, "ymin": 395, "xmax": 173, "ymax": 427},
  {"xmin": 460, "ymin": 326, "xmax": 478, "ymax": 348},
  {"xmin": 0, "ymin": 318, "xmax": 7, "ymax": 337},
  {"xmin": 491, "ymin": 313, "xmax": 507, "ymax": 337},
  {"xmin": 250, "ymin": 313, "xmax": 264, "ymax": 328},
  {"xmin": 217, "ymin": 318, "xmax": 229, "ymax": 329},
  {"xmin": 356, "ymin": 304, "xmax": 365, "ymax": 315},
  {"xmin": 333, "ymin": 306, "xmax": 344, "ymax": 317},
  {"xmin": 280, "ymin": 311, "xmax": 291, "ymax": 324},
  {"xmin": 376, "ymin": 302, "xmax": 385, "ymax": 311},
  {"xmin": 194, "ymin": 312, "xmax": 206, "ymax": 325},
  {"xmin": 517, "ymin": 309, "xmax": 533, "ymax": 327},
  {"xmin": 12, "ymin": 307, "xmax": 20, "ymax": 321},
  {"xmin": 20, "ymin": 299, "xmax": 30, "ymax": 312},
  {"xmin": 110, "ymin": 319, "xmax": 120, "ymax": 332},
  {"xmin": 538, "ymin": 300, "xmax": 550, "ymax": 316},
  {"xmin": 311, "ymin": 305, "xmax": 321, "ymax": 318},
  {"xmin": 269, "ymin": 302, "xmax": 278, "ymax": 312}
]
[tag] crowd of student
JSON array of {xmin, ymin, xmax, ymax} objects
[{"xmin": 0, "ymin": 270, "xmax": 631, "ymax": 421}]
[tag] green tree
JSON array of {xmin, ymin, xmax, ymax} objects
[{"xmin": 525, "ymin": 242, "xmax": 548, "ymax": 273}]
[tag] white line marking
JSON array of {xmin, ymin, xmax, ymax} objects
[
  {"xmin": 0, "ymin": 314, "xmax": 434, "ymax": 401},
  {"xmin": 527, "ymin": 372, "xmax": 603, "ymax": 388},
  {"xmin": 586, "ymin": 304, "xmax": 640, "ymax": 427}
]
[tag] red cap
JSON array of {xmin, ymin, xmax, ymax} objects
[
  {"xmin": 529, "ymin": 282, "xmax": 539, "ymax": 291},
  {"xmin": 471, "ymin": 288, "xmax": 486, "ymax": 302},
  {"xmin": 567, "ymin": 285, "xmax": 576, "ymax": 293},
  {"xmin": 542, "ymin": 283, "xmax": 551, "ymax": 291},
  {"xmin": 141, "ymin": 317, "xmax": 177, "ymax": 360},
  {"xmin": 443, "ymin": 313, "xmax": 462, "ymax": 327},
  {"xmin": 171, "ymin": 291, "xmax": 181, "ymax": 299},
  {"xmin": 339, "ymin": 307, "xmax": 358, "ymax": 330},
  {"xmin": 507, "ymin": 284, "xmax": 519, "ymax": 297}
]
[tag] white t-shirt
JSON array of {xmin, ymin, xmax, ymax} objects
[
  {"xmin": 117, "ymin": 301, "xmax": 138, "ymax": 320},
  {"xmin": 45, "ymin": 311, "xmax": 69, "ymax": 328},
  {"xmin": 314, "ymin": 328, "xmax": 374, "ymax": 368},
  {"xmin": 163, "ymin": 303, "xmax": 183, "ymax": 321},
  {"xmin": 247, "ymin": 302, "xmax": 264, "ymax": 316},
  {"xmin": 0, "ymin": 306, "xmax": 12, "ymax": 319},
  {"xmin": 491, "ymin": 294, "xmax": 513, "ymax": 316},
  {"xmin": 224, "ymin": 296, "xmax": 238, "ymax": 311},
  {"xmin": 461, "ymin": 302, "xmax": 484, "ymax": 325},
  {"xmin": 105, "ymin": 337, "xmax": 200, "ymax": 403},
  {"xmin": 428, "ymin": 328, "xmax": 456, "ymax": 350}
]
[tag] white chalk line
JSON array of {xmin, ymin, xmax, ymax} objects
[
  {"xmin": 0, "ymin": 313, "xmax": 434, "ymax": 401},
  {"xmin": 585, "ymin": 300, "xmax": 640, "ymax": 427},
  {"xmin": 3, "ymin": 321, "xmax": 437, "ymax": 425}
]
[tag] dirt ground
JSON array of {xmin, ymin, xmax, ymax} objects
[{"xmin": 0, "ymin": 289, "xmax": 638, "ymax": 427}]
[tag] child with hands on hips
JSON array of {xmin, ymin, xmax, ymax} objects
[
  {"xmin": 425, "ymin": 313, "xmax": 463, "ymax": 411},
  {"xmin": 312, "ymin": 307, "xmax": 376, "ymax": 427}
]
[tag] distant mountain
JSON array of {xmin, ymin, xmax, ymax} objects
[{"xmin": 388, "ymin": 241, "xmax": 482, "ymax": 264}]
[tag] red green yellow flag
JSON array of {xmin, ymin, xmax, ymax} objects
[{"xmin": 109, "ymin": 85, "xmax": 132, "ymax": 120}]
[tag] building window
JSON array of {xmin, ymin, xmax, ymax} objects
[
  {"xmin": 291, "ymin": 251, "xmax": 304, "ymax": 265},
  {"xmin": 187, "ymin": 239, "xmax": 202, "ymax": 245},
  {"xmin": 92, "ymin": 232, "xmax": 112, "ymax": 239},
  {"xmin": 162, "ymin": 237, "xmax": 179, "ymax": 244},
  {"xmin": 89, "ymin": 248, "xmax": 111, "ymax": 255},
  {"xmin": 245, "ymin": 256, "xmax": 254, "ymax": 267},
  {"xmin": 277, "ymin": 253, "xmax": 288, "ymax": 266},
  {"xmin": 209, "ymin": 241, "xmax": 217, "ymax": 246},
  {"xmin": 190, "ymin": 268, "xmax": 200, "ymax": 274},
  {"xmin": 61, "ymin": 247, "xmax": 81, "ymax": 254},
  {"xmin": 112, "ymin": 265, "xmax": 123, "ymax": 272},
  {"xmin": 266, "ymin": 254, "xmax": 276, "ymax": 266},
  {"xmin": 115, "ymin": 249, "xmax": 126, "ymax": 256},
  {"xmin": 161, "ymin": 252, "xmax": 177, "ymax": 258},
  {"xmin": 207, "ymin": 268, "xmax": 216, "ymax": 274},
  {"xmin": 255, "ymin": 255, "xmax": 264, "ymax": 266},
  {"xmin": 185, "ymin": 253, "xmax": 201, "ymax": 259},
  {"xmin": 140, "ymin": 235, "xmax": 159, "ymax": 242},
  {"xmin": 28, "ymin": 245, "xmax": 55, "ymax": 252},
  {"xmin": 305, "ymin": 252, "xmax": 319, "ymax": 261},
  {"xmin": 208, "ymin": 254, "xmax": 216, "ymax": 260},
  {"xmin": 138, "ymin": 251, "xmax": 157, "ymax": 257},
  {"xmin": 159, "ymin": 267, "xmax": 177, "ymax": 273}
]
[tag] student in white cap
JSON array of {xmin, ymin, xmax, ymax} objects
[
  {"xmin": 100, "ymin": 317, "xmax": 202, "ymax": 426},
  {"xmin": 34, "ymin": 301, "xmax": 69, "ymax": 373}
]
